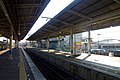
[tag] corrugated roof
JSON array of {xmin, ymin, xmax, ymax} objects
[
  {"xmin": 27, "ymin": 0, "xmax": 120, "ymax": 40},
  {"xmin": 0, "ymin": 0, "xmax": 50, "ymax": 40}
]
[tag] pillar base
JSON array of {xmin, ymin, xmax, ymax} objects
[{"xmin": 8, "ymin": 54, "xmax": 13, "ymax": 60}]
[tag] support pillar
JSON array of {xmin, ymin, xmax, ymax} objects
[
  {"xmin": 74, "ymin": 34, "xmax": 76, "ymax": 54},
  {"xmin": 15, "ymin": 40, "xmax": 19, "ymax": 48},
  {"xmin": 57, "ymin": 36, "xmax": 60, "ymax": 51},
  {"xmin": 38, "ymin": 40, "xmax": 41, "ymax": 48},
  {"xmin": 36, "ymin": 40, "xmax": 39, "ymax": 47},
  {"xmin": 39, "ymin": 40, "xmax": 41, "ymax": 48},
  {"xmin": 40, "ymin": 41, "xmax": 42, "ymax": 48},
  {"xmin": 7, "ymin": 38, "xmax": 8, "ymax": 48},
  {"xmin": 47, "ymin": 37, "xmax": 49, "ymax": 52},
  {"xmin": 70, "ymin": 28, "xmax": 74, "ymax": 55},
  {"xmin": 9, "ymin": 27, "xmax": 13, "ymax": 59},
  {"xmin": 88, "ymin": 29, "xmax": 91, "ymax": 54},
  {"xmin": 31, "ymin": 41, "xmax": 34, "ymax": 47}
]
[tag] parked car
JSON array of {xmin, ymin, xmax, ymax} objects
[
  {"xmin": 90, "ymin": 49, "xmax": 108, "ymax": 55},
  {"xmin": 90, "ymin": 49, "xmax": 98, "ymax": 54},
  {"xmin": 114, "ymin": 50, "xmax": 120, "ymax": 57}
]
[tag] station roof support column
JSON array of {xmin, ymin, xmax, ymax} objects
[
  {"xmin": 0, "ymin": 0, "xmax": 17, "ymax": 39},
  {"xmin": 74, "ymin": 34, "xmax": 76, "ymax": 54},
  {"xmin": 57, "ymin": 36, "xmax": 61, "ymax": 51},
  {"xmin": 47, "ymin": 37, "xmax": 49, "ymax": 52},
  {"xmin": 38, "ymin": 38, "xmax": 41, "ymax": 48},
  {"xmin": 88, "ymin": 28, "xmax": 91, "ymax": 55},
  {"xmin": 9, "ymin": 27, "xmax": 13, "ymax": 59},
  {"xmin": 70, "ymin": 27, "xmax": 74, "ymax": 56},
  {"xmin": 15, "ymin": 40, "xmax": 19, "ymax": 48}
]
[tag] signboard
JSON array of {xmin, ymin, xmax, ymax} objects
[
  {"xmin": 75, "ymin": 42, "xmax": 81, "ymax": 50},
  {"xmin": 76, "ymin": 42, "xmax": 81, "ymax": 45}
]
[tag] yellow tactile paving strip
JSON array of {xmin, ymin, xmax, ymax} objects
[
  {"xmin": 19, "ymin": 49, "xmax": 27, "ymax": 80},
  {"xmin": 0, "ymin": 49, "xmax": 9, "ymax": 55}
]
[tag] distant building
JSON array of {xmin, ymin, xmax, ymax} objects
[
  {"xmin": 81, "ymin": 39, "xmax": 120, "ymax": 51},
  {"xmin": 49, "ymin": 33, "xmax": 82, "ymax": 52},
  {"xmin": 98, "ymin": 39, "xmax": 120, "ymax": 51}
]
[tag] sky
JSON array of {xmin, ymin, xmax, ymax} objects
[{"xmin": 82, "ymin": 26, "xmax": 120, "ymax": 42}]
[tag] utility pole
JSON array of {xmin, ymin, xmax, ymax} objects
[{"xmin": 97, "ymin": 34, "xmax": 101, "ymax": 49}]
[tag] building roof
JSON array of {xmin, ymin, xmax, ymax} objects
[
  {"xmin": 0, "ymin": 0, "xmax": 50, "ymax": 40},
  {"xmin": 28, "ymin": 0, "xmax": 120, "ymax": 40}
]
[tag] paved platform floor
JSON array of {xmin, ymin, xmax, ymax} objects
[
  {"xmin": 0, "ymin": 48, "xmax": 46, "ymax": 80},
  {"xmin": 0, "ymin": 49, "xmax": 9, "ymax": 55},
  {"xmin": 33, "ymin": 48, "xmax": 120, "ymax": 74},
  {"xmin": 76, "ymin": 53, "xmax": 120, "ymax": 68},
  {"xmin": 0, "ymin": 48, "xmax": 19, "ymax": 80},
  {"xmin": 33, "ymin": 48, "xmax": 120, "ymax": 67}
]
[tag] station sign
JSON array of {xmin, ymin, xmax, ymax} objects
[{"xmin": 75, "ymin": 42, "xmax": 81, "ymax": 50}]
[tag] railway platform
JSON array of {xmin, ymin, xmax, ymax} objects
[
  {"xmin": 0, "ymin": 48, "xmax": 46, "ymax": 80},
  {"xmin": 28, "ymin": 48, "xmax": 120, "ymax": 80},
  {"xmin": 0, "ymin": 49, "xmax": 9, "ymax": 55},
  {"xmin": 0, "ymin": 48, "xmax": 19, "ymax": 80},
  {"xmin": 1, "ymin": 0, "xmax": 120, "ymax": 80}
]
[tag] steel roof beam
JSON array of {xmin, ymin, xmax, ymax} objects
[
  {"xmin": 41, "ymin": 28, "xmax": 52, "ymax": 33},
  {"xmin": 19, "ymin": 16, "xmax": 37, "ymax": 20},
  {"xmin": 74, "ymin": 9, "xmax": 120, "ymax": 29},
  {"xmin": 114, "ymin": 0, "xmax": 120, "ymax": 4},
  {"xmin": 42, "ymin": 17, "xmax": 74, "ymax": 26},
  {"xmin": 15, "ymin": 4, "xmax": 42, "ymax": 8},
  {"xmin": 0, "ymin": 0, "xmax": 17, "ymax": 39},
  {"xmin": 53, "ymin": 18, "xmax": 74, "ymax": 26},
  {"xmin": 68, "ymin": 10, "xmax": 92, "ymax": 20},
  {"xmin": 20, "ymin": 23, "xmax": 32, "ymax": 25},
  {"xmin": 39, "ymin": 32, "xmax": 47, "ymax": 37},
  {"xmin": 0, "ymin": 25, "xmax": 9, "ymax": 28},
  {"xmin": 47, "ymin": 25, "xmax": 58, "ymax": 30},
  {"xmin": 0, "ymin": 18, "xmax": 7, "ymax": 21},
  {"xmin": 0, "ymin": 22, "xmax": 9, "ymax": 24},
  {"xmin": 0, "ymin": 27, "xmax": 9, "ymax": 30}
]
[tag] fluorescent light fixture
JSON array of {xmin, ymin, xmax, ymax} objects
[{"xmin": 23, "ymin": 0, "xmax": 74, "ymax": 40}]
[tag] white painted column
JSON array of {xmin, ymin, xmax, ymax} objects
[{"xmin": 88, "ymin": 29, "xmax": 91, "ymax": 54}]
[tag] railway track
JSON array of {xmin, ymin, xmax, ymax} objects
[{"xmin": 24, "ymin": 49, "xmax": 80, "ymax": 80}]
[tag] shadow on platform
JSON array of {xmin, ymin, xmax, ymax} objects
[{"xmin": 0, "ymin": 48, "xmax": 19, "ymax": 80}]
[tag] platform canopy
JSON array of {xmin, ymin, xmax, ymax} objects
[
  {"xmin": 27, "ymin": 0, "xmax": 120, "ymax": 40},
  {"xmin": 0, "ymin": 0, "xmax": 50, "ymax": 40}
]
